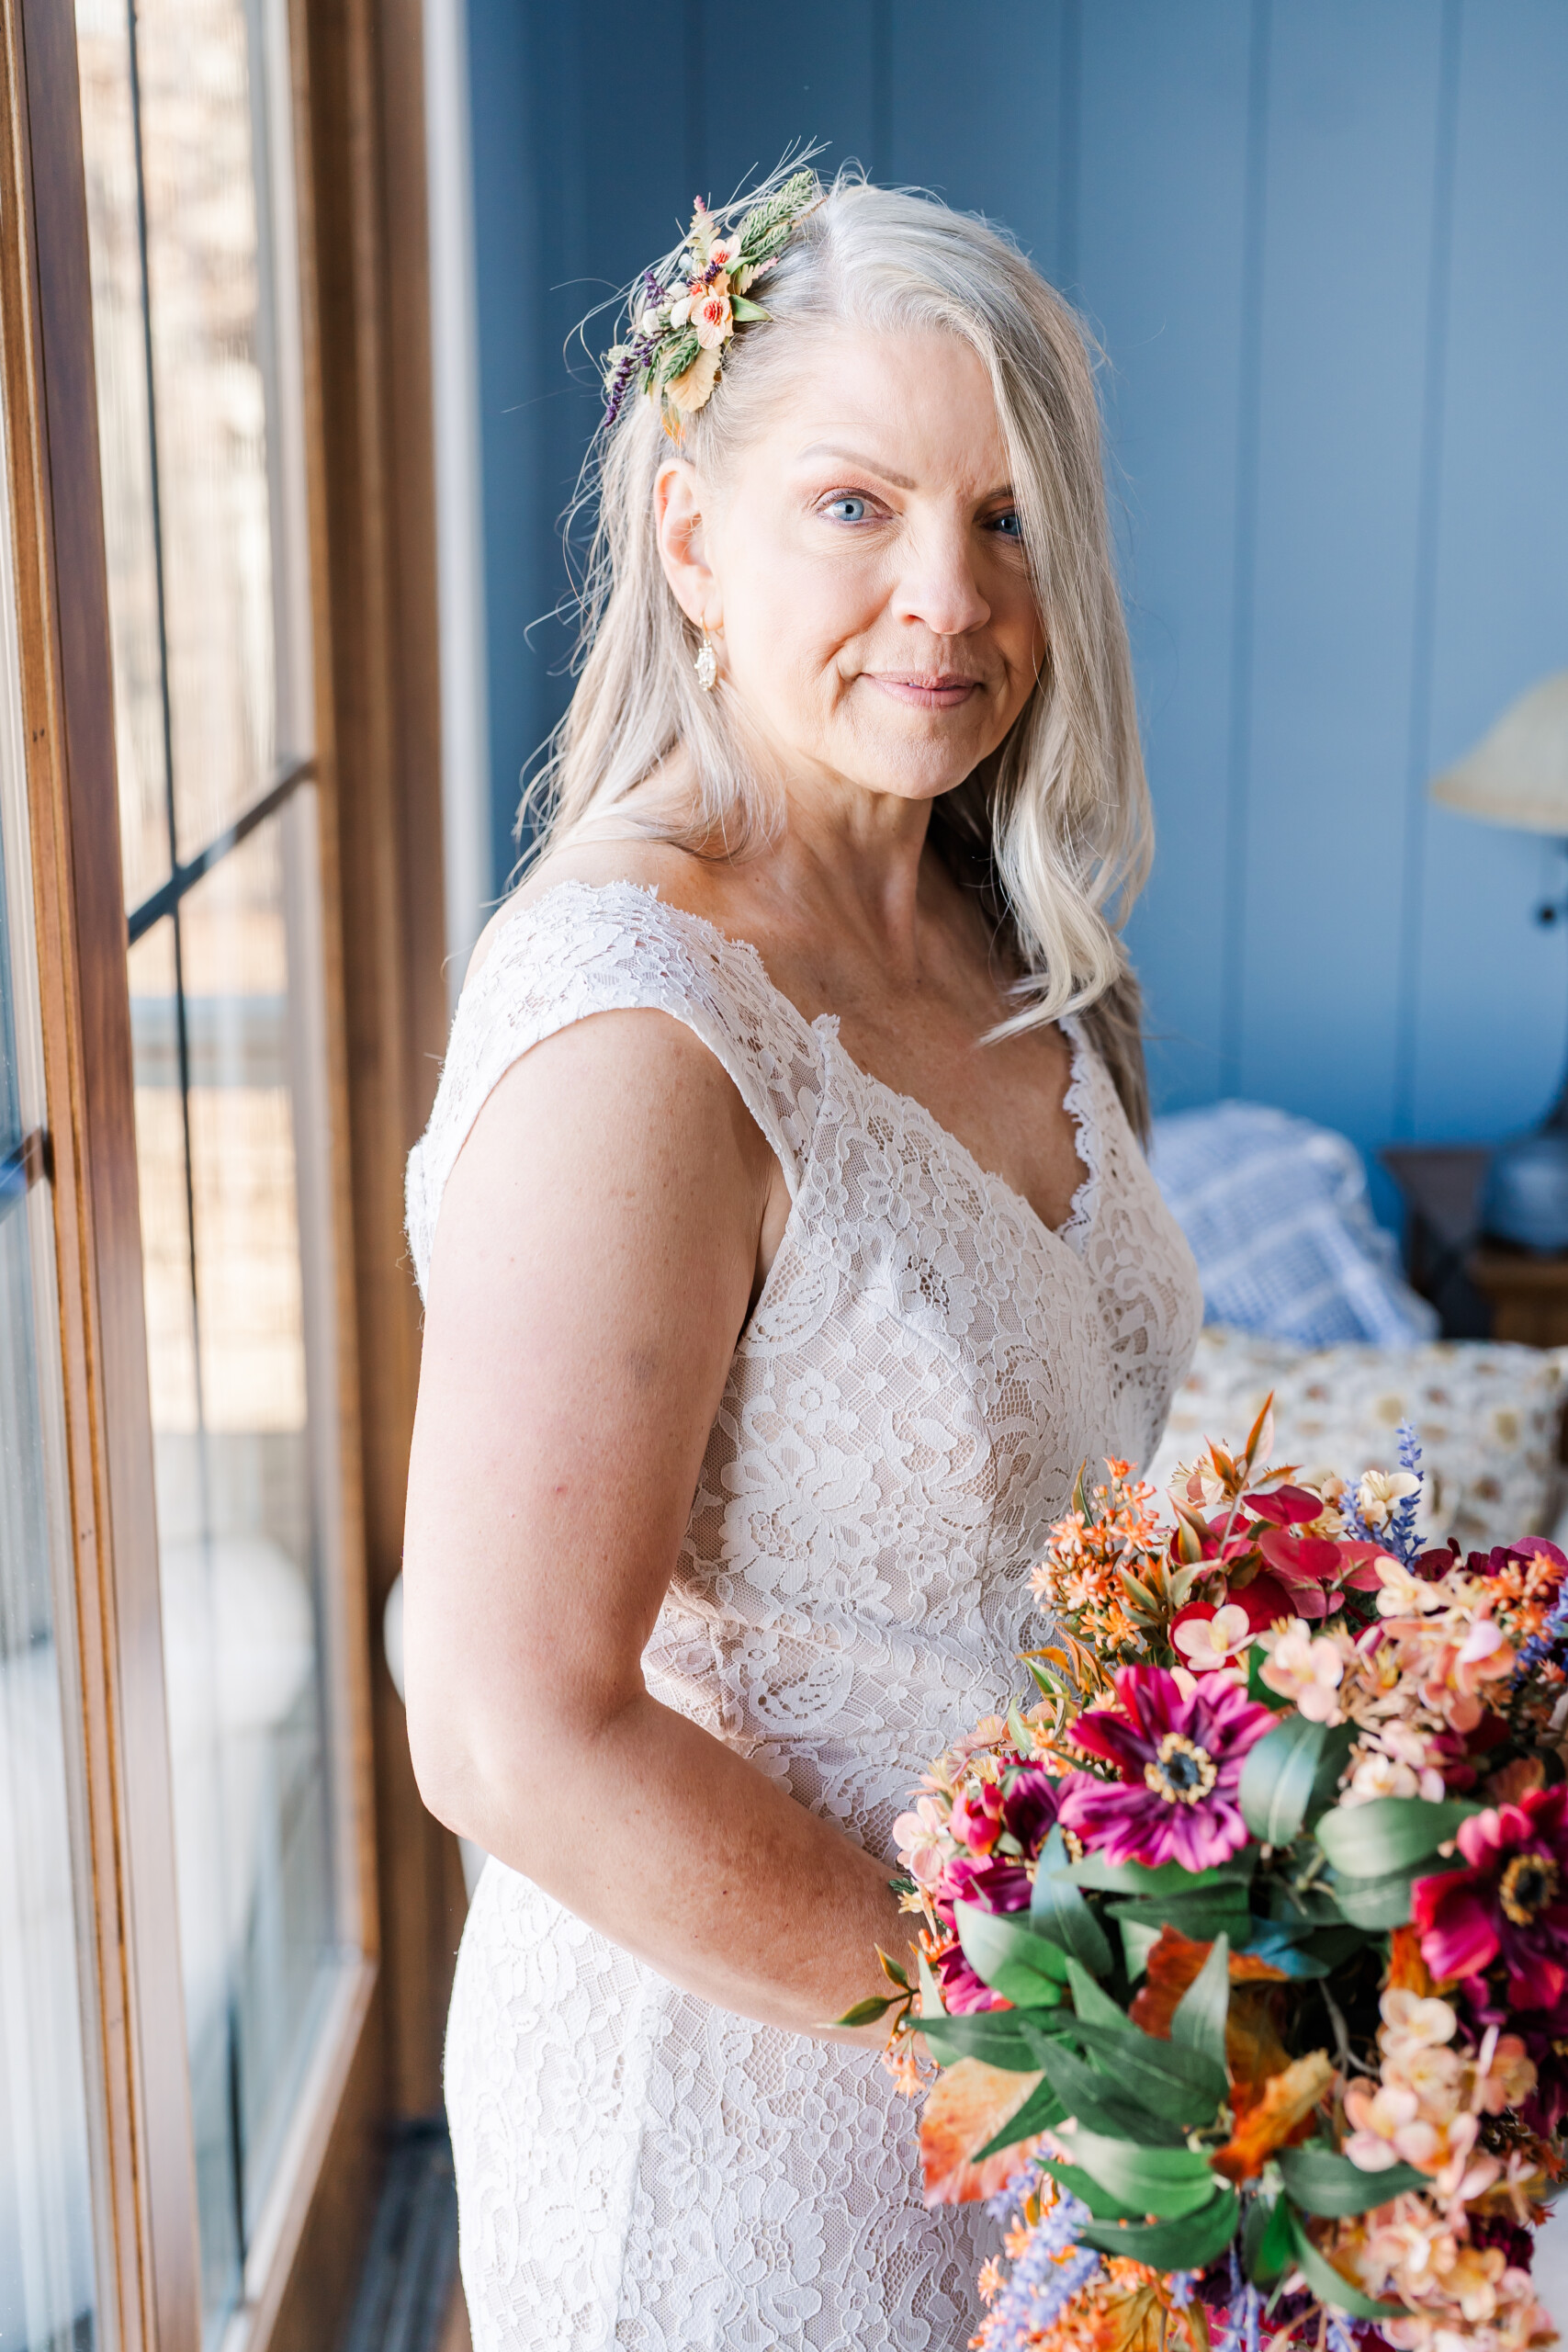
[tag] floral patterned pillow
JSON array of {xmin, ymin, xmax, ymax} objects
[{"xmin": 1145, "ymin": 1327, "xmax": 1568, "ymax": 1552}]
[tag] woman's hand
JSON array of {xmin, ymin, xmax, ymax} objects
[{"xmin": 402, "ymin": 1003, "xmax": 918, "ymax": 2037}]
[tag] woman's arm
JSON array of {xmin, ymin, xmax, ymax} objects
[{"xmin": 402, "ymin": 1007, "xmax": 916, "ymax": 2038}]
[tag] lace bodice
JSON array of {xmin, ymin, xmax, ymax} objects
[{"xmin": 411, "ymin": 880, "xmax": 1202, "ymax": 2350}]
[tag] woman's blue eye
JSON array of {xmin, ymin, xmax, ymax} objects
[
  {"xmin": 990, "ymin": 509, "xmax": 1022, "ymax": 538},
  {"xmin": 825, "ymin": 495, "xmax": 870, "ymax": 523}
]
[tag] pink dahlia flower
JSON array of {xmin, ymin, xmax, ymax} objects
[
  {"xmin": 1057, "ymin": 1665, "xmax": 1276, "ymax": 1871},
  {"xmin": 1413, "ymin": 1783, "xmax": 1568, "ymax": 2009}
]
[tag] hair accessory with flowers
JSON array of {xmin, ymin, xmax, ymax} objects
[{"xmin": 600, "ymin": 167, "xmax": 823, "ymax": 436}]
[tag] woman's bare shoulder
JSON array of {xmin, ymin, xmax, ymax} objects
[{"xmin": 463, "ymin": 830, "xmax": 756, "ymax": 990}]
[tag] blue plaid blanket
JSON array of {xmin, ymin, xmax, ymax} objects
[{"xmin": 1149, "ymin": 1102, "xmax": 1438, "ymax": 1348}]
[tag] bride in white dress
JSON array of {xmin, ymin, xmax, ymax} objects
[{"xmin": 402, "ymin": 168, "xmax": 1202, "ymax": 2350}]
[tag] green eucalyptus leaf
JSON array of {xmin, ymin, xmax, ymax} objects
[
  {"xmin": 1032, "ymin": 1829, "xmax": 1114, "ymax": 1976},
  {"xmin": 1120, "ymin": 1917, "xmax": 1161, "ymax": 1981},
  {"xmin": 1065, "ymin": 1957, "xmax": 1127, "ymax": 2031},
  {"xmin": 1314, "ymin": 1797, "xmax": 1479, "ymax": 1878},
  {"xmin": 1277, "ymin": 2145, "xmax": 1428, "ymax": 2216},
  {"xmin": 1066, "ymin": 2020, "xmax": 1227, "ymax": 2124},
  {"xmin": 1284, "ymin": 2204, "xmax": 1405, "ymax": 2322},
  {"xmin": 912, "ymin": 2009, "xmax": 1048, "ymax": 2071},
  {"xmin": 1052, "ymin": 2123, "xmax": 1223, "ymax": 2217},
  {"xmin": 970, "ymin": 2075, "xmax": 1068, "ymax": 2162},
  {"xmin": 1307, "ymin": 1723, "xmax": 1358, "ymax": 1818},
  {"xmin": 728, "ymin": 293, "xmax": 771, "ymax": 322},
  {"xmin": 1170, "ymin": 1932, "xmax": 1231, "ymax": 2072},
  {"xmin": 1066, "ymin": 1850, "xmax": 1256, "ymax": 1898},
  {"xmin": 1327, "ymin": 1853, "xmax": 1463, "ymax": 1931},
  {"xmin": 1241, "ymin": 1713, "xmax": 1329, "ymax": 1846},
  {"xmin": 1078, "ymin": 2188, "xmax": 1239, "ymax": 2269},
  {"xmin": 1037, "ymin": 2040, "xmax": 1187, "ymax": 2146},
  {"xmin": 954, "ymin": 1902, "xmax": 1070, "ymax": 2007},
  {"xmin": 1038, "ymin": 2155, "xmax": 1144, "ymax": 2222},
  {"xmin": 1301, "ymin": 1924, "xmax": 1371, "ymax": 1971},
  {"xmin": 1244, "ymin": 2191, "xmax": 1293, "ymax": 2287},
  {"xmin": 918, "ymin": 1946, "xmax": 943, "ymax": 2017},
  {"xmin": 830, "ymin": 1994, "xmax": 895, "ymax": 2028},
  {"xmin": 1269, "ymin": 1878, "xmax": 1348, "ymax": 1929},
  {"xmin": 1106, "ymin": 1892, "xmax": 1253, "ymax": 1945}
]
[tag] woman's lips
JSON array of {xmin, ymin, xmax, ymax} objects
[{"xmin": 864, "ymin": 673, "xmax": 982, "ymax": 710}]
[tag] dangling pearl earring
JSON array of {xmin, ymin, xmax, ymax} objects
[{"xmin": 694, "ymin": 625, "xmax": 718, "ymax": 694}]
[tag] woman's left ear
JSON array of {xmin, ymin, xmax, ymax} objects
[{"xmin": 655, "ymin": 458, "xmax": 722, "ymax": 632}]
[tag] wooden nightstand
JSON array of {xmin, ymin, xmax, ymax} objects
[
  {"xmin": 1382, "ymin": 1146, "xmax": 1568, "ymax": 1348},
  {"xmin": 1379, "ymin": 1144, "xmax": 1493, "ymax": 1337},
  {"xmin": 1467, "ymin": 1247, "xmax": 1568, "ymax": 1348}
]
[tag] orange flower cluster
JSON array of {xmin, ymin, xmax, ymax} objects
[
  {"xmin": 978, "ymin": 2255, "xmax": 1205, "ymax": 2352},
  {"xmin": 1029, "ymin": 1460, "xmax": 1163, "ymax": 1669},
  {"xmin": 1485, "ymin": 1549, "xmax": 1568, "ymax": 1657}
]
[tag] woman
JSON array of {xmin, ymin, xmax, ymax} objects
[{"xmin": 403, "ymin": 167, "xmax": 1202, "ymax": 2350}]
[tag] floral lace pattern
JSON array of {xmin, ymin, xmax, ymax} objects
[{"xmin": 407, "ymin": 881, "xmax": 1203, "ymax": 2350}]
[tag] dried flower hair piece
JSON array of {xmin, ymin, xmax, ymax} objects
[{"xmin": 601, "ymin": 168, "xmax": 823, "ymax": 436}]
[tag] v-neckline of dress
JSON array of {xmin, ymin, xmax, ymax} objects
[{"xmin": 518, "ymin": 877, "xmax": 1101, "ymax": 1263}]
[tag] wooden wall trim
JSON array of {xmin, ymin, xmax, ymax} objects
[
  {"xmin": 295, "ymin": 0, "xmax": 464, "ymax": 2148},
  {"xmin": 0, "ymin": 0, "xmax": 200, "ymax": 2346}
]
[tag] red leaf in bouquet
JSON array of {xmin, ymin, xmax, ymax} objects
[
  {"xmin": 1337, "ymin": 1541, "xmax": 1393, "ymax": 1591},
  {"xmin": 1129, "ymin": 1925, "xmax": 1290, "ymax": 2044},
  {"xmin": 918, "ymin": 2056, "xmax": 1044, "ymax": 2205},
  {"xmin": 1169, "ymin": 1599, "xmax": 1216, "ymax": 1640},
  {"xmin": 1221, "ymin": 1570, "xmax": 1296, "ymax": 1634},
  {"xmin": 1245, "ymin": 1487, "xmax": 1326, "ymax": 1527},
  {"xmin": 1258, "ymin": 1528, "xmax": 1347, "ymax": 1586}
]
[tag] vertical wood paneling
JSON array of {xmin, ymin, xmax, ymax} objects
[
  {"xmin": 698, "ymin": 0, "xmax": 878, "ymax": 202},
  {"xmin": 883, "ymin": 2, "xmax": 1065, "ymax": 272},
  {"xmin": 1391, "ymin": 0, "xmax": 1462, "ymax": 1137},
  {"xmin": 1075, "ymin": 0, "xmax": 1255, "ymax": 1111},
  {"xmin": 465, "ymin": 0, "xmax": 545, "ymax": 891},
  {"xmin": 1409, "ymin": 0, "xmax": 1568, "ymax": 1142},
  {"xmin": 1235, "ymin": 0, "xmax": 1446, "ymax": 1143},
  {"xmin": 463, "ymin": 0, "xmax": 1566, "ymax": 1177}
]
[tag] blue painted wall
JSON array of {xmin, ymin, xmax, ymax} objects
[{"xmin": 465, "ymin": 0, "xmax": 1568, "ymax": 1178}]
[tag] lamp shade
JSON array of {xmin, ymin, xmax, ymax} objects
[{"xmin": 1429, "ymin": 671, "xmax": 1568, "ymax": 834}]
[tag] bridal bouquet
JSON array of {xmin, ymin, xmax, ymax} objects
[{"xmin": 855, "ymin": 1404, "xmax": 1568, "ymax": 2352}]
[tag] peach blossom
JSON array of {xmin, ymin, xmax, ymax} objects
[{"xmin": 692, "ymin": 288, "xmax": 733, "ymax": 349}]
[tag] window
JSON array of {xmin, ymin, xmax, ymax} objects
[
  {"xmin": 0, "ymin": 334, "xmax": 110, "ymax": 2352},
  {"xmin": 77, "ymin": 0, "xmax": 359, "ymax": 2334},
  {"xmin": 0, "ymin": 0, "xmax": 453, "ymax": 2332}
]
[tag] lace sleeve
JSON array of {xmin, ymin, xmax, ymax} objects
[{"xmin": 404, "ymin": 880, "xmax": 827, "ymax": 1300}]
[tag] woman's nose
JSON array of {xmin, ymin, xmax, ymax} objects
[{"xmin": 889, "ymin": 518, "xmax": 992, "ymax": 639}]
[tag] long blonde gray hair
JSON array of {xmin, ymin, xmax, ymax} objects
[{"xmin": 525, "ymin": 165, "xmax": 1154, "ymax": 1134}]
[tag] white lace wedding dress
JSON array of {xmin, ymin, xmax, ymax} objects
[{"xmin": 405, "ymin": 880, "xmax": 1203, "ymax": 2351}]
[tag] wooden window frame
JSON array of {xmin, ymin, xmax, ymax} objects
[{"xmin": 0, "ymin": 0, "xmax": 460, "ymax": 2343}]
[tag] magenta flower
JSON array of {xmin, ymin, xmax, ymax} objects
[
  {"xmin": 933, "ymin": 1935, "xmax": 1004, "ymax": 2013},
  {"xmin": 950, "ymin": 1781, "xmax": 1007, "ymax": 1854},
  {"xmin": 1056, "ymin": 1665, "xmax": 1276, "ymax": 1871},
  {"xmin": 1413, "ymin": 1783, "xmax": 1568, "ymax": 2008},
  {"xmin": 932, "ymin": 1766, "xmax": 1066, "ymax": 2010}
]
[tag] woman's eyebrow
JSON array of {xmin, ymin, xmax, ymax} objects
[
  {"xmin": 792, "ymin": 444, "xmax": 1017, "ymax": 505},
  {"xmin": 793, "ymin": 442, "xmax": 918, "ymax": 491}
]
